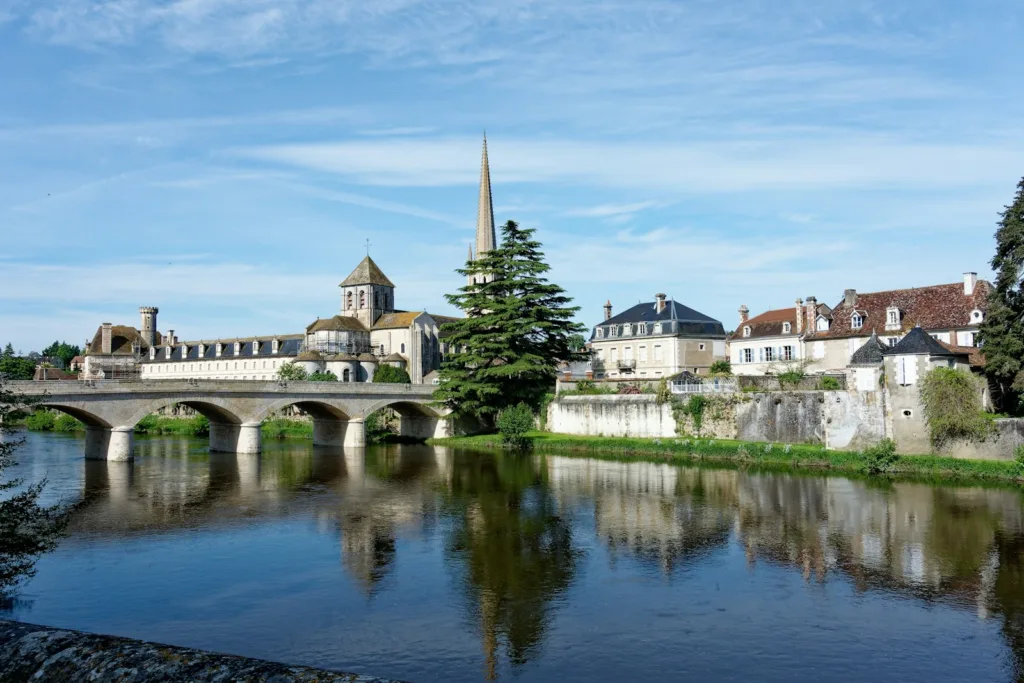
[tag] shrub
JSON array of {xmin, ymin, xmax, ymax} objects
[
  {"xmin": 54, "ymin": 414, "xmax": 83, "ymax": 432},
  {"xmin": 1014, "ymin": 444, "xmax": 1024, "ymax": 479},
  {"xmin": 709, "ymin": 360, "xmax": 732, "ymax": 376},
  {"xmin": 277, "ymin": 362, "xmax": 308, "ymax": 381},
  {"xmin": 307, "ymin": 370, "xmax": 338, "ymax": 382},
  {"xmin": 819, "ymin": 376, "xmax": 841, "ymax": 391},
  {"xmin": 673, "ymin": 394, "xmax": 709, "ymax": 435},
  {"xmin": 863, "ymin": 439, "xmax": 899, "ymax": 474},
  {"xmin": 777, "ymin": 369, "xmax": 805, "ymax": 389},
  {"xmin": 920, "ymin": 367, "xmax": 993, "ymax": 450},
  {"xmin": 374, "ymin": 365, "xmax": 411, "ymax": 384},
  {"xmin": 617, "ymin": 383, "xmax": 644, "ymax": 395},
  {"xmin": 497, "ymin": 403, "xmax": 534, "ymax": 449},
  {"xmin": 25, "ymin": 410, "xmax": 55, "ymax": 431},
  {"xmin": 655, "ymin": 378, "xmax": 672, "ymax": 405},
  {"xmin": 134, "ymin": 414, "xmax": 159, "ymax": 433}
]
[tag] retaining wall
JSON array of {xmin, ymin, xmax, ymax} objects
[{"xmin": 945, "ymin": 419, "xmax": 1024, "ymax": 461}]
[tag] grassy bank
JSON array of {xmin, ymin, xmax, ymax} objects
[{"xmin": 430, "ymin": 431, "xmax": 1024, "ymax": 485}]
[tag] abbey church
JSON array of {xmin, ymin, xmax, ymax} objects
[{"xmin": 83, "ymin": 137, "xmax": 499, "ymax": 385}]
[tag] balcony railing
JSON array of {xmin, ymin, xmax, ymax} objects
[{"xmin": 617, "ymin": 358, "xmax": 636, "ymax": 370}]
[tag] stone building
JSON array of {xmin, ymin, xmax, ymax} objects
[
  {"xmin": 727, "ymin": 297, "xmax": 830, "ymax": 375},
  {"xmin": 83, "ymin": 309, "xmax": 164, "ymax": 379},
  {"xmin": 803, "ymin": 273, "xmax": 989, "ymax": 373},
  {"xmin": 589, "ymin": 294, "xmax": 727, "ymax": 378}
]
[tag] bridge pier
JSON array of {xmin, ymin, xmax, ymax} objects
[
  {"xmin": 399, "ymin": 415, "xmax": 451, "ymax": 441},
  {"xmin": 209, "ymin": 422, "xmax": 262, "ymax": 454},
  {"xmin": 311, "ymin": 418, "xmax": 366, "ymax": 448},
  {"xmin": 84, "ymin": 426, "xmax": 134, "ymax": 462},
  {"xmin": 344, "ymin": 419, "xmax": 365, "ymax": 448}
]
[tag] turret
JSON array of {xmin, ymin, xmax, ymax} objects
[{"xmin": 139, "ymin": 306, "xmax": 159, "ymax": 347}]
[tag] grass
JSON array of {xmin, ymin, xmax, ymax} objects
[
  {"xmin": 261, "ymin": 418, "xmax": 313, "ymax": 440},
  {"xmin": 430, "ymin": 431, "xmax": 1024, "ymax": 486}
]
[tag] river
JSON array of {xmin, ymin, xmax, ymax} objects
[{"xmin": 4, "ymin": 430, "xmax": 1024, "ymax": 682}]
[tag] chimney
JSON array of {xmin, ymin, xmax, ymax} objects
[
  {"xmin": 604, "ymin": 300, "xmax": 613, "ymax": 321},
  {"xmin": 655, "ymin": 293, "xmax": 667, "ymax": 314},
  {"xmin": 168, "ymin": 329, "xmax": 175, "ymax": 346},
  {"xmin": 738, "ymin": 305, "xmax": 749, "ymax": 325},
  {"xmin": 805, "ymin": 296, "xmax": 817, "ymax": 332},
  {"xmin": 964, "ymin": 272, "xmax": 977, "ymax": 296},
  {"xmin": 844, "ymin": 289, "xmax": 857, "ymax": 308},
  {"xmin": 101, "ymin": 323, "xmax": 112, "ymax": 355},
  {"xmin": 795, "ymin": 298, "xmax": 804, "ymax": 335}
]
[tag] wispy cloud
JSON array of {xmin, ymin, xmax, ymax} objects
[{"xmin": 565, "ymin": 201, "xmax": 664, "ymax": 218}]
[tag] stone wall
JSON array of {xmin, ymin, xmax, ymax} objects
[
  {"xmin": 0, "ymin": 619, "xmax": 401, "ymax": 682},
  {"xmin": 945, "ymin": 419, "xmax": 1024, "ymax": 461},
  {"xmin": 734, "ymin": 392, "xmax": 825, "ymax": 444},
  {"xmin": 547, "ymin": 395, "xmax": 676, "ymax": 438}
]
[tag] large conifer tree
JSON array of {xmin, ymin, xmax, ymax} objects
[
  {"xmin": 980, "ymin": 176, "xmax": 1024, "ymax": 411},
  {"xmin": 435, "ymin": 220, "xmax": 585, "ymax": 420}
]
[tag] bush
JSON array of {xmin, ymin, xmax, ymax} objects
[
  {"xmin": 307, "ymin": 370, "xmax": 338, "ymax": 382},
  {"xmin": 655, "ymin": 378, "xmax": 672, "ymax": 405},
  {"xmin": 863, "ymin": 439, "xmax": 899, "ymax": 474},
  {"xmin": 709, "ymin": 360, "xmax": 732, "ymax": 376},
  {"xmin": 54, "ymin": 414, "xmax": 83, "ymax": 432},
  {"xmin": 777, "ymin": 369, "xmax": 805, "ymax": 389},
  {"xmin": 920, "ymin": 367, "xmax": 993, "ymax": 450},
  {"xmin": 374, "ymin": 365, "xmax": 411, "ymax": 384},
  {"xmin": 1014, "ymin": 444, "xmax": 1024, "ymax": 479},
  {"xmin": 25, "ymin": 410, "xmax": 55, "ymax": 431},
  {"xmin": 277, "ymin": 362, "xmax": 308, "ymax": 381},
  {"xmin": 819, "ymin": 376, "xmax": 841, "ymax": 391},
  {"xmin": 617, "ymin": 383, "xmax": 644, "ymax": 395},
  {"xmin": 497, "ymin": 403, "xmax": 534, "ymax": 449}
]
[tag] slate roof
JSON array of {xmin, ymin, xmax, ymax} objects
[
  {"xmin": 306, "ymin": 316, "xmax": 369, "ymax": 333},
  {"xmin": 849, "ymin": 333, "xmax": 888, "ymax": 365},
  {"xmin": 882, "ymin": 327, "xmax": 960, "ymax": 356},
  {"xmin": 140, "ymin": 335, "xmax": 303, "ymax": 363},
  {"xmin": 807, "ymin": 281, "xmax": 990, "ymax": 340},
  {"xmin": 339, "ymin": 256, "xmax": 395, "ymax": 288},
  {"xmin": 593, "ymin": 300, "xmax": 725, "ymax": 339},
  {"xmin": 86, "ymin": 325, "xmax": 158, "ymax": 356},
  {"xmin": 728, "ymin": 308, "xmax": 799, "ymax": 341}
]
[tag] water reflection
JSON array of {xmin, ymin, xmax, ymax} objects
[{"xmin": 11, "ymin": 433, "xmax": 1024, "ymax": 680}]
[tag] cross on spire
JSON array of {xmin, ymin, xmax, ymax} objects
[{"xmin": 364, "ymin": 239, "xmax": 372, "ymax": 256}]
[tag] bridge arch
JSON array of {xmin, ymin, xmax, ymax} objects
[
  {"xmin": 35, "ymin": 403, "xmax": 112, "ymax": 429},
  {"xmin": 249, "ymin": 398, "xmax": 354, "ymax": 425},
  {"xmin": 358, "ymin": 398, "xmax": 450, "ymax": 441},
  {"xmin": 126, "ymin": 397, "xmax": 245, "ymax": 429}
]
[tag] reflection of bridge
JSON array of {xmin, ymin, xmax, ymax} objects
[{"xmin": 12, "ymin": 380, "xmax": 452, "ymax": 461}]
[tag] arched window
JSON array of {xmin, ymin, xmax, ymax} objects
[
  {"xmin": 346, "ymin": 291, "xmax": 353, "ymax": 310},
  {"xmin": 359, "ymin": 290, "xmax": 366, "ymax": 308},
  {"xmin": 343, "ymin": 369, "xmax": 350, "ymax": 382},
  {"xmin": 401, "ymin": 343, "xmax": 405, "ymax": 353}
]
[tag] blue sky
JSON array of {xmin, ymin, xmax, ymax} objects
[{"xmin": 1, "ymin": 0, "xmax": 1022, "ymax": 352}]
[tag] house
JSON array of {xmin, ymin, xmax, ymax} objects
[
  {"xmin": 803, "ymin": 273, "xmax": 989, "ymax": 373},
  {"xmin": 589, "ymin": 294, "xmax": 727, "ymax": 379},
  {"xmin": 728, "ymin": 297, "xmax": 830, "ymax": 375}
]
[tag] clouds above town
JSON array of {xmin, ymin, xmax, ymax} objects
[{"xmin": 0, "ymin": 0, "xmax": 1021, "ymax": 349}]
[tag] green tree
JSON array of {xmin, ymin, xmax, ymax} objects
[
  {"xmin": 0, "ymin": 380, "xmax": 68, "ymax": 599},
  {"xmin": 40, "ymin": 341, "xmax": 81, "ymax": 370},
  {"xmin": 709, "ymin": 360, "xmax": 732, "ymax": 376},
  {"xmin": 307, "ymin": 370, "xmax": 338, "ymax": 381},
  {"xmin": 0, "ymin": 348, "xmax": 35, "ymax": 381},
  {"xmin": 567, "ymin": 334, "xmax": 587, "ymax": 352},
  {"xmin": 435, "ymin": 220, "xmax": 586, "ymax": 421},
  {"xmin": 277, "ymin": 362, "xmax": 308, "ymax": 381},
  {"xmin": 980, "ymin": 177, "xmax": 1024, "ymax": 412},
  {"xmin": 373, "ymin": 364, "xmax": 411, "ymax": 384}
]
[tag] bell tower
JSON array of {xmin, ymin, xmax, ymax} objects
[{"xmin": 339, "ymin": 256, "xmax": 395, "ymax": 328}]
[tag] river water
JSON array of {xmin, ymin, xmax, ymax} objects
[{"xmin": 5, "ymin": 431, "xmax": 1024, "ymax": 682}]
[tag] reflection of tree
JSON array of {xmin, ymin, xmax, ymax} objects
[
  {"xmin": 992, "ymin": 529, "xmax": 1024, "ymax": 681},
  {"xmin": 444, "ymin": 452, "xmax": 580, "ymax": 680}
]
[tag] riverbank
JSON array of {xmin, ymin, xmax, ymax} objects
[{"xmin": 431, "ymin": 431, "xmax": 1024, "ymax": 485}]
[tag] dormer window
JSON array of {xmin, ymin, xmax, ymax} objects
[
  {"xmin": 252, "ymin": 340, "xmax": 259, "ymax": 355},
  {"xmin": 596, "ymin": 328, "xmax": 604, "ymax": 339},
  {"xmin": 164, "ymin": 346, "xmax": 172, "ymax": 359},
  {"xmin": 816, "ymin": 316, "xmax": 830, "ymax": 332},
  {"xmin": 234, "ymin": 341, "xmax": 242, "ymax": 355},
  {"xmin": 610, "ymin": 326, "xmax": 618, "ymax": 338},
  {"xmin": 782, "ymin": 322, "xmax": 791, "ymax": 334},
  {"xmin": 654, "ymin": 323, "xmax": 662, "ymax": 334},
  {"xmin": 851, "ymin": 313, "xmax": 864, "ymax": 330},
  {"xmin": 885, "ymin": 307, "xmax": 901, "ymax": 331},
  {"xmin": 216, "ymin": 343, "xmax": 223, "ymax": 357},
  {"xmin": 149, "ymin": 347, "xmax": 156, "ymax": 360},
  {"xmin": 742, "ymin": 326, "xmax": 751, "ymax": 338},
  {"xmin": 623, "ymin": 324, "xmax": 632, "ymax": 336},
  {"xmin": 198, "ymin": 343, "xmax": 206, "ymax": 358},
  {"xmin": 638, "ymin": 323, "xmax": 647, "ymax": 335},
  {"xmin": 181, "ymin": 344, "xmax": 188, "ymax": 358},
  {"xmin": 272, "ymin": 338, "xmax": 280, "ymax": 354},
  {"xmin": 970, "ymin": 309, "xmax": 984, "ymax": 324}
]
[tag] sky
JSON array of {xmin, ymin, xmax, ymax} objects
[{"xmin": 1, "ymin": 0, "xmax": 1022, "ymax": 352}]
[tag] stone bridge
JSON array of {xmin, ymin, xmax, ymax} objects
[{"xmin": 11, "ymin": 380, "xmax": 452, "ymax": 461}]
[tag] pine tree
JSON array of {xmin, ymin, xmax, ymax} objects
[
  {"xmin": 435, "ymin": 220, "xmax": 585, "ymax": 420},
  {"xmin": 980, "ymin": 177, "xmax": 1024, "ymax": 411}
]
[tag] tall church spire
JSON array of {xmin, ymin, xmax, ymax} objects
[{"xmin": 475, "ymin": 134, "xmax": 496, "ymax": 257}]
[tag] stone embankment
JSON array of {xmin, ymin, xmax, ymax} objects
[{"xmin": 0, "ymin": 619, "xmax": 403, "ymax": 683}]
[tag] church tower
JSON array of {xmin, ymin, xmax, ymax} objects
[
  {"xmin": 468, "ymin": 134, "xmax": 497, "ymax": 287},
  {"xmin": 339, "ymin": 255, "xmax": 395, "ymax": 329}
]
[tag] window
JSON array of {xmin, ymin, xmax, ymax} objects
[
  {"xmin": 783, "ymin": 345, "xmax": 794, "ymax": 361},
  {"xmin": 851, "ymin": 313, "xmax": 864, "ymax": 329},
  {"xmin": 610, "ymin": 348, "xmax": 618, "ymax": 363},
  {"xmin": 401, "ymin": 343, "xmax": 406, "ymax": 353},
  {"xmin": 699, "ymin": 343, "xmax": 705, "ymax": 351},
  {"xmin": 782, "ymin": 322, "xmax": 791, "ymax": 334},
  {"xmin": 359, "ymin": 290, "xmax": 366, "ymax": 308},
  {"xmin": 762, "ymin": 347, "xmax": 775, "ymax": 362},
  {"xmin": 971, "ymin": 309, "xmax": 983, "ymax": 323},
  {"xmin": 654, "ymin": 323, "xmax": 662, "ymax": 334},
  {"xmin": 639, "ymin": 346, "xmax": 648, "ymax": 362},
  {"xmin": 742, "ymin": 326, "xmax": 751, "ymax": 337},
  {"xmin": 654, "ymin": 345, "xmax": 663, "ymax": 362},
  {"xmin": 610, "ymin": 326, "xmax": 618, "ymax": 338},
  {"xmin": 816, "ymin": 317, "xmax": 829, "ymax": 332},
  {"xmin": 888, "ymin": 337, "xmax": 898, "ymax": 347},
  {"xmin": 596, "ymin": 328, "xmax": 603, "ymax": 339},
  {"xmin": 638, "ymin": 323, "xmax": 647, "ymax": 335},
  {"xmin": 742, "ymin": 348, "xmax": 753, "ymax": 363},
  {"xmin": 623, "ymin": 324, "xmax": 632, "ymax": 336},
  {"xmin": 964, "ymin": 332, "xmax": 976, "ymax": 347}
]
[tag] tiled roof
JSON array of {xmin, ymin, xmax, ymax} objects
[
  {"xmin": 849, "ymin": 333, "xmax": 888, "ymax": 365},
  {"xmin": 373, "ymin": 311, "xmax": 423, "ymax": 329},
  {"xmin": 728, "ymin": 308, "xmax": 798, "ymax": 341},
  {"xmin": 306, "ymin": 316, "xmax": 369, "ymax": 333},
  {"xmin": 339, "ymin": 256, "xmax": 395, "ymax": 288},
  {"xmin": 940, "ymin": 343, "xmax": 985, "ymax": 368},
  {"xmin": 883, "ymin": 326, "xmax": 960, "ymax": 356},
  {"xmin": 808, "ymin": 281, "xmax": 990, "ymax": 340},
  {"xmin": 86, "ymin": 325, "xmax": 155, "ymax": 356}
]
